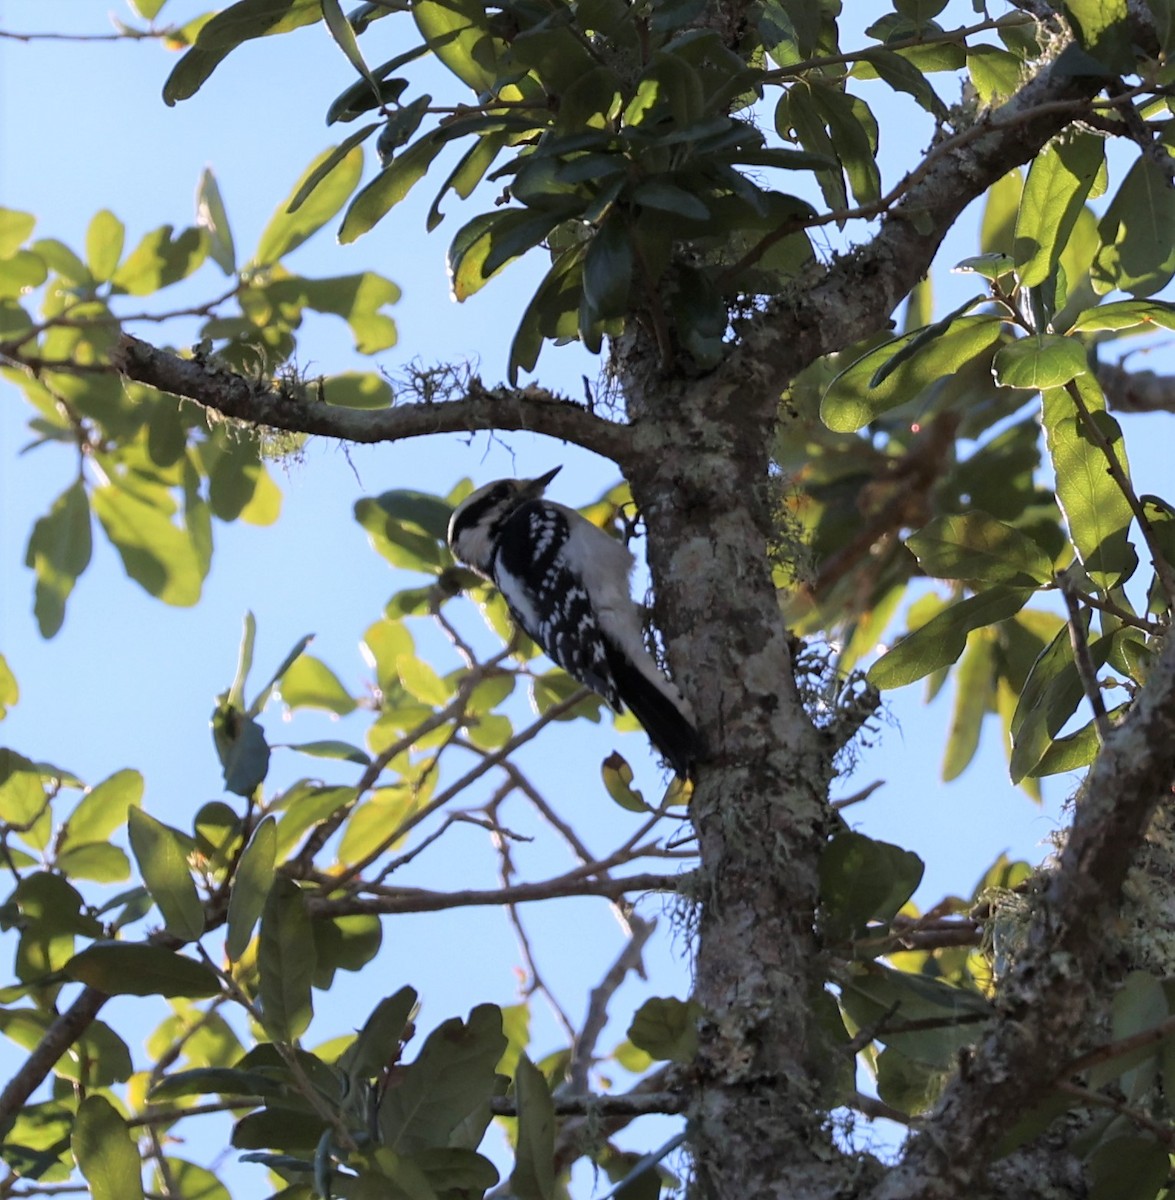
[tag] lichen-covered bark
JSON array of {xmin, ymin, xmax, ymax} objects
[{"xmin": 620, "ymin": 343, "xmax": 839, "ymax": 1197}]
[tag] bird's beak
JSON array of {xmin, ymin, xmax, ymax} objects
[{"xmin": 526, "ymin": 466, "xmax": 561, "ymax": 496}]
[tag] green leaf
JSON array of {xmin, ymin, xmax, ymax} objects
[
  {"xmin": 255, "ymin": 144, "xmax": 365, "ymax": 265},
  {"xmin": 324, "ymin": 370, "xmax": 394, "ymax": 409},
  {"xmin": 85, "ymin": 210, "xmax": 125, "ymax": 283},
  {"xmin": 448, "ymin": 209, "xmax": 566, "ymax": 302},
  {"xmin": 1059, "ymin": 0, "xmax": 1133, "ymax": 71},
  {"xmin": 1008, "ymin": 616, "xmax": 1113, "ymax": 783},
  {"xmin": 840, "ymin": 963, "xmax": 992, "ymax": 1069},
  {"xmin": 259, "ymin": 876, "xmax": 315, "ymax": 1042},
  {"xmin": 0, "ymin": 748, "xmax": 47, "ymax": 825},
  {"xmin": 869, "ymin": 586, "xmax": 1035, "ymax": 689},
  {"xmin": 869, "ymin": 293, "xmax": 990, "ymax": 389},
  {"xmin": 1014, "ymin": 130, "xmax": 1104, "ymax": 287},
  {"xmin": 820, "ymin": 832, "xmax": 924, "ymax": 941},
  {"xmin": 283, "ymin": 739, "xmax": 371, "ymax": 765},
  {"xmin": 149, "ymin": 1065, "xmax": 289, "ymax": 1102},
  {"xmin": 1091, "ymin": 970, "xmax": 1170, "ymax": 1099},
  {"xmin": 413, "ymin": 0, "xmax": 502, "ymax": 91},
  {"xmin": 279, "ymin": 654, "xmax": 357, "ymax": 714},
  {"xmin": 0, "ymin": 654, "xmax": 18, "ymax": 720},
  {"xmin": 66, "ymin": 942, "xmax": 221, "ymax": 998},
  {"xmin": 226, "ymin": 816, "xmax": 277, "ymax": 961},
  {"xmin": 322, "ymin": 0, "xmax": 378, "ymax": 94},
  {"xmin": 92, "ymin": 478, "xmax": 205, "ymax": 606},
  {"xmin": 942, "ymin": 633, "xmax": 995, "ymax": 782},
  {"xmin": 339, "ymin": 132, "xmax": 446, "ymax": 243},
  {"xmin": 25, "ymin": 480, "xmax": 92, "ymax": 639},
  {"xmin": 110, "ymin": 225, "xmax": 207, "ymax": 295},
  {"xmin": 1086, "ymin": 1135, "xmax": 1171, "ymax": 1200},
  {"xmin": 0, "ymin": 207, "xmax": 35, "ymax": 256},
  {"xmin": 906, "ymin": 512, "xmax": 1053, "ymax": 586},
  {"xmin": 809, "ymin": 83, "xmax": 880, "ymax": 207},
  {"xmin": 0, "ymin": 250, "xmax": 47, "ymax": 298},
  {"xmin": 992, "ymin": 336, "xmax": 1089, "ymax": 390},
  {"xmin": 338, "ymin": 986, "xmax": 419, "ymax": 1084},
  {"xmin": 627, "ymin": 996, "xmax": 702, "ymax": 1062},
  {"xmin": 510, "ymin": 1056, "xmax": 556, "ymax": 1200},
  {"xmin": 601, "ymin": 751, "xmax": 648, "ymax": 812},
  {"xmin": 197, "ymin": 168, "xmax": 236, "ymax": 274},
  {"xmin": 73, "ymin": 1096, "xmax": 144, "ymax": 1200},
  {"xmin": 56, "ymin": 842, "xmax": 132, "ymax": 884},
  {"xmin": 211, "ymin": 702, "xmax": 271, "ymax": 798},
  {"xmin": 1044, "ymin": 402, "xmax": 1135, "ymax": 588},
  {"xmin": 821, "ymin": 316, "xmax": 1002, "ymax": 432},
  {"xmin": 379, "ymin": 1004, "xmax": 506, "ymax": 1155},
  {"xmin": 581, "ymin": 218, "xmax": 633, "ymax": 322},
  {"xmin": 355, "ymin": 496, "xmax": 445, "ymax": 571},
  {"xmin": 396, "ymin": 655, "xmax": 451, "ymax": 706},
  {"xmin": 853, "ymin": 48, "xmax": 946, "ymax": 119},
  {"xmin": 127, "ymin": 808, "xmax": 205, "ymax": 940},
  {"xmin": 1070, "ymin": 297, "xmax": 1175, "ymax": 333},
  {"xmin": 1093, "ymin": 154, "xmax": 1175, "ymax": 297},
  {"xmin": 163, "ymin": 0, "xmax": 322, "ymax": 104},
  {"xmin": 228, "ymin": 611, "xmax": 256, "ymax": 711}
]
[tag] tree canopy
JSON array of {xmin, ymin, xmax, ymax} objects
[{"xmin": 3, "ymin": 2, "xmax": 1175, "ymax": 1199}]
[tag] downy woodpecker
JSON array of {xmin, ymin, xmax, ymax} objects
[{"xmin": 447, "ymin": 467, "xmax": 697, "ymax": 777}]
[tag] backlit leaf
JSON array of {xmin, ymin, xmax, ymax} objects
[
  {"xmin": 259, "ymin": 876, "xmax": 315, "ymax": 1041},
  {"xmin": 128, "ymin": 808, "xmax": 204, "ymax": 941},
  {"xmin": 66, "ymin": 943, "xmax": 220, "ymax": 998},
  {"xmin": 255, "ymin": 145, "xmax": 365, "ymax": 265},
  {"xmin": 226, "ymin": 816, "xmax": 277, "ymax": 961},
  {"xmin": 73, "ymin": 1096, "xmax": 144, "ymax": 1200}
]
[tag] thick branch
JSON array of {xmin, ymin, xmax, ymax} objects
[
  {"xmin": 873, "ymin": 630, "xmax": 1175, "ymax": 1200},
  {"xmin": 1098, "ymin": 361, "xmax": 1175, "ymax": 414},
  {"xmin": 0, "ymin": 985, "xmax": 108, "ymax": 1127},
  {"xmin": 110, "ymin": 334, "xmax": 633, "ymax": 464}
]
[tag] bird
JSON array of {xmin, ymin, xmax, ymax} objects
[{"xmin": 447, "ymin": 467, "xmax": 697, "ymax": 777}]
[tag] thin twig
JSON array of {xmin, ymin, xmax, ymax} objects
[
  {"xmin": 1059, "ymin": 578, "xmax": 1112, "ymax": 743},
  {"xmin": 568, "ymin": 917, "xmax": 657, "ymax": 1093}
]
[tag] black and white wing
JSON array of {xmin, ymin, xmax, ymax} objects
[{"xmin": 491, "ymin": 501, "xmax": 621, "ymax": 707}]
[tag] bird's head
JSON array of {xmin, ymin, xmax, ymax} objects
[{"xmin": 447, "ymin": 466, "xmax": 561, "ymax": 575}]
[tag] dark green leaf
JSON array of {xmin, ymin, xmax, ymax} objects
[
  {"xmin": 581, "ymin": 218, "xmax": 632, "ymax": 322},
  {"xmin": 1086, "ymin": 1135, "xmax": 1170, "ymax": 1200},
  {"xmin": 66, "ymin": 942, "xmax": 220, "ymax": 998},
  {"xmin": 259, "ymin": 876, "xmax": 315, "ymax": 1042},
  {"xmin": 510, "ymin": 1056, "xmax": 556, "ymax": 1200},
  {"xmin": 282, "ymin": 739, "xmax": 371, "ymax": 765},
  {"xmin": 211, "ymin": 701, "xmax": 271, "ymax": 798},
  {"xmin": 56, "ymin": 842, "xmax": 131, "ymax": 884},
  {"xmin": 627, "ymin": 996, "xmax": 701, "ymax": 1062},
  {"xmin": 0, "ymin": 748, "xmax": 48, "ymax": 825},
  {"xmin": 128, "ymin": 808, "xmax": 204, "ymax": 940},
  {"xmin": 226, "ymin": 816, "xmax": 277, "ymax": 961},
  {"xmin": 163, "ymin": 0, "xmax": 322, "ymax": 104},
  {"xmin": 378, "ymin": 1004, "xmax": 505, "ymax": 1154},
  {"xmin": 820, "ymin": 832, "xmax": 924, "ymax": 941},
  {"xmin": 337, "ymin": 986, "xmax": 419, "ymax": 1083}
]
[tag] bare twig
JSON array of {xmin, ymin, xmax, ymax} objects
[
  {"xmin": 569, "ymin": 917, "xmax": 657, "ymax": 1093},
  {"xmin": 309, "ymin": 871, "xmax": 685, "ymax": 917},
  {"xmin": 1059, "ymin": 578, "xmax": 1112, "ymax": 743}
]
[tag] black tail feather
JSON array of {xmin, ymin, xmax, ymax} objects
[{"xmin": 606, "ymin": 650, "xmax": 697, "ymax": 778}]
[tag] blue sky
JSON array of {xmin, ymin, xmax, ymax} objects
[{"xmin": 2, "ymin": 0, "xmax": 1164, "ymax": 1187}]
